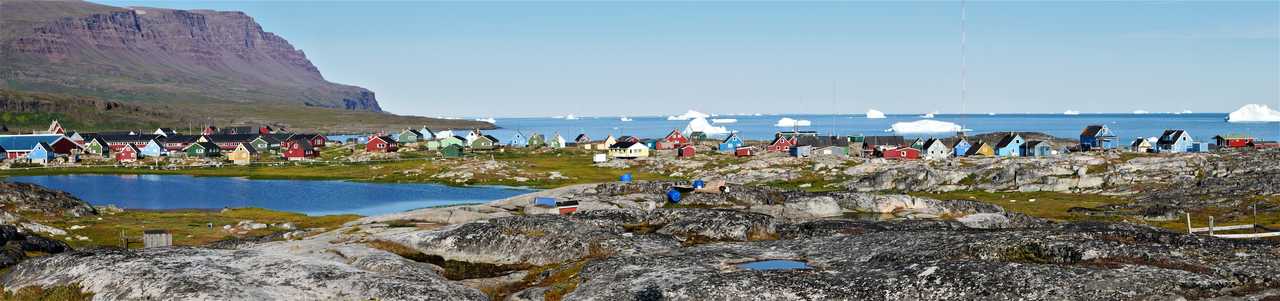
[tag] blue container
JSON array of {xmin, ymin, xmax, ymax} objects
[
  {"xmin": 666, "ymin": 189, "xmax": 682, "ymax": 203},
  {"xmin": 533, "ymin": 197, "xmax": 557, "ymax": 207},
  {"xmin": 620, "ymin": 173, "xmax": 633, "ymax": 182},
  {"xmin": 692, "ymin": 179, "xmax": 705, "ymax": 189}
]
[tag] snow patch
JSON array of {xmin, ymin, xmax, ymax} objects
[
  {"xmin": 711, "ymin": 118, "xmax": 737, "ymax": 124},
  {"xmin": 774, "ymin": 118, "xmax": 812, "ymax": 127},
  {"xmin": 1227, "ymin": 104, "xmax": 1280, "ymax": 123},
  {"xmin": 668, "ymin": 110, "xmax": 711, "ymax": 121},
  {"xmin": 683, "ymin": 117, "xmax": 729, "ymax": 135},
  {"xmin": 888, "ymin": 119, "xmax": 963, "ymax": 134},
  {"xmin": 866, "ymin": 109, "xmax": 887, "ymax": 119}
]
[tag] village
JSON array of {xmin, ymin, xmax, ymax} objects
[{"xmin": 0, "ymin": 120, "xmax": 1275, "ymax": 170}]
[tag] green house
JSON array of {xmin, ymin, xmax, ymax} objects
[
  {"xmin": 527, "ymin": 133, "xmax": 546, "ymax": 148},
  {"xmin": 441, "ymin": 144, "xmax": 464, "ymax": 158},
  {"xmin": 470, "ymin": 135, "xmax": 498, "ymax": 150},
  {"xmin": 690, "ymin": 131, "xmax": 708, "ymax": 141},
  {"xmin": 84, "ymin": 138, "xmax": 109, "ymax": 157},
  {"xmin": 250, "ymin": 136, "xmax": 279, "ymax": 153},
  {"xmin": 439, "ymin": 136, "xmax": 465, "ymax": 149},
  {"xmin": 397, "ymin": 129, "xmax": 424, "ymax": 144},
  {"xmin": 425, "ymin": 140, "xmax": 442, "ymax": 150},
  {"xmin": 184, "ymin": 142, "xmax": 221, "ymax": 157},
  {"xmin": 548, "ymin": 134, "xmax": 566, "ymax": 149}
]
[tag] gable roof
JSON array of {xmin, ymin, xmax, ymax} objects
[
  {"xmin": 923, "ymin": 138, "xmax": 949, "ymax": 150},
  {"xmin": 722, "ymin": 133, "xmax": 742, "ymax": 143},
  {"xmin": 187, "ymin": 142, "xmax": 221, "ymax": 151},
  {"xmin": 0, "ymin": 135, "xmax": 66, "ymax": 152},
  {"xmin": 1024, "ymin": 140, "xmax": 1051, "ymax": 148},
  {"xmin": 863, "ymin": 136, "xmax": 905, "ymax": 147},
  {"xmin": 1131, "ymin": 138, "xmax": 1150, "ymax": 147},
  {"xmin": 574, "ymin": 134, "xmax": 591, "ymax": 142},
  {"xmin": 1158, "ymin": 130, "xmax": 1187, "ymax": 144},
  {"xmin": 941, "ymin": 137, "xmax": 969, "ymax": 148},
  {"xmin": 995, "ymin": 133, "xmax": 1022, "ymax": 149},
  {"xmin": 235, "ymin": 143, "xmax": 258, "ymax": 155},
  {"xmin": 121, "ymin": 143, "xmax": 142, "ymax": 153},
  {"xmin": 965, "ymin": 142, "xmax": 990, "ymax": 156},
  {"xmin": 1081, "ymin": 125, "xmax": 1110, "ymax": 137}
]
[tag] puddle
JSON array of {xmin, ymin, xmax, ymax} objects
[{"xmin": 737, "ymin": 260, "xmax": 812, "ymax": 271}]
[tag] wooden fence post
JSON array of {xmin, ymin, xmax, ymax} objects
[
  {"xmin": 1209, "ymin": 216, "xmax": 1215, "ymax": 236},
  {"xmin": 1185, "ymin": 213, "xmax": 1192, "ymax": 234}
]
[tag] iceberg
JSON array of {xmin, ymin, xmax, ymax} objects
[
  {"xmin": 920, "ymin": 111, "xmax": 937, "ymax": 118},
  {"xmin": 988, "ymin": 112, "xmax": 997, "ymax": 116},
  {"xmin": 1227, "ymin": 104, "xmax": 1280, "ymax": 123},
  {"xmin": 1063, "ymin": 110, "xmax": 1080, "ymax": 115},
  {"xmin": 774, "ymin": 117, "xmax": 812, "ymax": 127},
  {"xmin": 683, "ymin": 117, "xmax": 729, "ymax": 135},
  {"xmin": 888, "ymin": 119, "xmax": 963, "ymax": 134},
  {"xmin": 620, "ymin": 116, "xmax": 633, "ymax": 122},
  {"xmin": 711, "ymin": 118, "xmax": 737, "ymax": 124},
  {"xmin": 866, "ymin": 109, "xmax": 887, "ymax": 119},
  {"xmin": 668, "ymin": 110, "xmax": 711, "ymax": 121},
  {"xmin": 476, "ymin": 117, "xmax": 497, "ymax": 123},
  {"xmin": 1132, "ymin": 110, "xmax": 1150, "ymax": 115}
]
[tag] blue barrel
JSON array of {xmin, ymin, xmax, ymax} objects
[
  {"xmin": 620, "ymin": 173, "xmax": 633, "ymax": 182},
  {"xmin": 692, "ymin": 179, "xmax": 705, "ymax": 189},
  {"xmin": 666, "ymin": 189, "xmax": 682, "ymax": 203}
]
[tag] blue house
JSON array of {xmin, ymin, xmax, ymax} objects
[
  {"xmin": 1156, "ymin": 130, "xmax": 1193, "ymax": 153},
  {"xmin": 718, "ymin": 133, "xmax": 744, "ymax": 153},
  {"xmin": 27, "ymin": 142, "xmax": 54, "ymax": 164},
  {"xmin": 943, "ymin": 137, "xmax": 970, "ymax": 157},
  {"xmin": 508, "ymin": 132, "xmax": 527, "ymax": 147},
  {"xmin": 1080, "ymin": 125, "xmax": 1118, "ymax": 151},
  {"xmin": 1021, "ymin": 140, "xmax": 1053, "ymax": 157},
  {"xmin": 0, "ymin": 134, "xmax": 65, "ymax": 161},
  {"xmin": 141, "ymin": 139, "xmax": 167, "ymax": 157},
  {"xmin": 993, "ymin": 133, "xmax": 1025, "ymax": 157},
  {"xmin": 1187, "ymin": 142, "xmax": 1211, "ymax": 153},
  {"xmin": 789, "ymin": 145, "xmax": 812, "ymax": 157}
]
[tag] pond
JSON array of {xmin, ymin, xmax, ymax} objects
[
  {"xmin": 736, "ymin": 260, "xmax": 812, "ymax": 271},
  {"xmin": 4, "ymin": 174, "xmax": 536, "ymax": 216}
]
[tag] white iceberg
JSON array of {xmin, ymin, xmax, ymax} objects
[
  {"xmin": 1132, "ymin": 110, "xmax": 1149, "ymax": 115},
  {"xmin": 476, "ymin": 117, "xmax": 497, "ymax": 123},
  {"xmin": 620, "ymin": 116, "xmax": 633, "ymax": 122},
  {"xmin": 1063, "ymin": 110, "xmax": 1080, "ymax": 115},
  {"xmin": 563, "ymin": 114, "xmax": 579, "ymax": 120},
  {"xmin": 866, "ymin": 109, "xmax": 887, "ymax": 119},
  {"xmin": 774, "ymin": 117, "xmax": 812, "ymax": 127},
  {"xmin": 711, "ymin": 118, "xmax": 737, "ymax": 124},
  {"xmin": 988, "ymin": 112, "xmax": 997, "ymax": 116},
  {"xmin": 1180, "ymin": 109, "xmax": 1194, "ymax": 114},
  {"xmin": 1227, "ymin": 104, "xmax": 1280, "ymax": 123},
  {"xmin": 888, "ymin": 119, "xmax": 963, "ymax": 134},
  {"xmin": 683, "ymin": 117, "xmax": 729, "ymax": 135},
  {"xmin": 667, "ymin": 110, "xmax": 711, "ymax": 121},
  {"xmin": 920, "ymin": 111, "xmax": 937, "ymax": 118}
]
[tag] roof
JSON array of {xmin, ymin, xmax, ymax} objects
[
  {"xmin": 370, "ymin": 135, "xmax": 397, "ymax": 143},
  {"xmin": 721, "ymin": 133, "xmax": 741, "ymax": 143},
  {"xmin": 995, "ymin": 133, "xmax": 1021, "ymax": 148},
  {"xmin": 163, "ymin": 135, "xmax": 201, "ymax": 144},
  {"xmin": 1024, "ymin": 140, "xmax": 1051, "ymax": 148},
  {"xmin": 1081, "ymin": 125, "xmax": 1109, "ymax": 137},
  {"xmin": 236, "ymin": 143, "xmax": 258, "ymax": 154},
  {"xmin": 923, "ymin": 138, "xmax": 948, "ymax": 150},
  {"xmin": 575, "ymin": 134, "xmax": 591, "ymax": 142},
  {"xmin": 965, "ymin": 142, "xmax": 989, "ymax": 155},
  {"xmin": 187, "ymin": 142, "xmax": 220, "ymax": 150},
  {"xmin": 862, "ymin": 136, "xmax": 905, "ymax": 147},
  {"xmin": 611, "ymin": 141, "xmax": 640, "ymax": 149},
  {"xmin": 1214, "ymin": 134, "xmax": 1254, "ymax": 140},
  {"xmin": 941, "ymin": 137, "xmax": 968, "ymax": 148},
  {"xmin": 0, "ymin": 134, "xmax": 65, "ymax": 152},
  {"xmin": 122, "ymin": 143, "xmax": 142, "ymax": 152},
  {"xmin": 1131, "ymin": 138, "xmax": 1150, "ymax": 147},
  {"xmin": 92, "ymin": 134, "xmax": 163, "ymax": 143},
  {"xmin": 143, "ymin": 229, "xmax": 169, "ymax": 235},
  {"xmin": 401, "ymin": 129, "xmax": 422, "ymax": 136},
  {"xmin": 1158, "ymin": 130, "xmax": 1187, "ymax": 144},
  {"xmin": 202, "ymin": 134, "xmax": 259, "ymax": 143},
  {"xmin": 481, "ymin": 135, "xmax": 500, "ymax": 142},
  {"xmin": 289, "ymin": 139, "xmax": 314, "ymax": 150},
  {"xmin": 795, "ymin": 135, "xmax": 848, "ymax": 147}
]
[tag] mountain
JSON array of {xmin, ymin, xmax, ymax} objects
[{"xmin": 0, "ymin": 0, "xmax": 490, "ymax": 131}]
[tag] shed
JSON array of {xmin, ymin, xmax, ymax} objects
[
  {"xmin": 441, "ymin": 144, "xmax": 464, "ymax": 158},
  {"xmin": 143, "ymin": 230, "xmax": 173, "ymax": 248},
  {"xmin": 734, "ymin": 146, "xmax": 757, "ymax": 157},
  {"xmin": 677, "ymin": 144, "xmax": 696, "ymax": 158},
  {"xmin": 882, "ymin": 146, "xmax": 921, "ymax": 160},
  {"xmin": 789, "ymin": 145, "xmax": 812, "ymax": 157}
]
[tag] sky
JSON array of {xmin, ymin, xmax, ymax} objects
[{"xmin": 96, "ymin": 1, "xmax": 1279, "ymax": 118}]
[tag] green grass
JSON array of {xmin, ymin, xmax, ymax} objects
[
  {"xmin": 25, "ymin": 208, "xmax": 358, "ymax": 249},
  {"xmin": 0, "ymin": 284, "xmax": 93, "ymax": 301},
  {"xmin": 910, "ymin": 191, "xmax": 1132, "ymax": 222}
]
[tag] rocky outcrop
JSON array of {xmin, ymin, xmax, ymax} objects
[
  {"xmin": 0, "ymin": 182, "xmax": 97, "ymax": 218},
  {"xmin": 0, "ymin": 225, "xmax": 71, "ymax": 269}
]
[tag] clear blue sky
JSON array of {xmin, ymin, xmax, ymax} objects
[{"xmin": 96, "ymin": 1, "xmax": 1278, "ymax": 118}]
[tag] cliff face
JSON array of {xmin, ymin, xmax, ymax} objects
[{"xmin": 0, "ymin": 0, "xmax": 382, "ymax": 112}]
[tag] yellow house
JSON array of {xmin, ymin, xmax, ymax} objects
[
  {"xmin": 965, "ymin": 142, "xmax": 995, "ymax": 157},
  {"xmin": 228, "ymin": 143, "xmax": 257, "ymax": 165},
  {"xmin": 594, "ymin": 135, "xmax": 617, "ymax": 150},
  {"xmin": 608, "ymin": 141, "xmax": 649, "ymax": 159}
]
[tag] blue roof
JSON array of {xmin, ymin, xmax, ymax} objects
[{"xmin": 0, "ymin": 135, "xmax": 64, "ymax": 152}]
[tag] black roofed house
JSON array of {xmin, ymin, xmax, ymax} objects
[
  {"xmin": 608, "ymin": 140, "xmax": 650, "ymax": 159},
  {"xmin": 1021, "ymin": 140, "xmax": 1054, "ymax": 157},
  {"xmin": 200, "ymin": 134, "xmax": 260, "ymax": 151},
  {"xmin": 942, "ymin": 136, "xmax": 970, "ymax": 157},
  {"xmin": 1156, "ymin": 130, "xmax": 1194, "ymax": 153},
  {"xmin": 1130, "ymin": 138, "xmax": 1153, "ymax": 153},
  {"xmin": 470, "ymin": 135, "xmax": 499, "ymax": 150},
  {"xmin": 993, "ymin": 133, "xmax": 1025, "ymax": 157},
  {"xmin": 184, "ymin": 142, "xmax": 222, "ymax": 158},
  {"xmin": 861, "ymin": 136, "xmax": 906, "ymax": 157},
  {"xmin": 922, "ymin": 138, "xmax": 951, "ymax": 160},
  {"xmin": 1080, "ymin": 125, "xmax": 1118, "ymax": 151},
  {"xmin": 153, "ymin": 128, "xmax": 177, "ymax": 137}
]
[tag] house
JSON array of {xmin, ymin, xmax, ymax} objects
[
  {"xmin": 656, "ymin": 129, "xmax": 689, "ymax": 150},
  {"xmin": 84, "ymin": 137, "xmax": 110, "ymax": 157},
  {"xmin": 1188, "ymin": 142, "xmax": 1211, "ymax": 153},
  {"xmin": 689, "ymin": 132, "xmax": 708, "ymax": 142},
  {"xmin": 282, "ymin": 139, "xmax": 317, "ymax": 160},
  {"xmin": 766, "ymin": 136, "xmax": 796, "ymax": 153},
  {"xmin": 153, "ymin": 128, "xmax": 177, "ymax": 137},
  {"xmin": 943, "ymin": 137, "xmax": 970, "ymax": 158},
  {"xmin": 141, "ymin": 139, "xmax": 166, "ymax": 157},
  {"xmin": 796, "ymin": 136, "xmax": 851, "ymax": 156},
  {"xmin": 881, "ymin": 146, "xmax": 921, "ymax": 160},
  {"xmin": 46, "ymin": 120, "xmax": 65, "ymax": 135},
  {"xmin": 161, "ymin": 135, "xmax": 200, "ymax": 153},
  {"xmin": 437, "ymin": 136, "xmax": 466, "ymax": 150},
  {"xmin": 1213, "ymin": 134, "xmax": 1255, "ymax": 149},
  {"xmin": 116, "ymin": 144, "xmax": 142, "ymax": 162},
  {"xmin": 65, "ymin": 132, "xmax": 85, "ymax": 146},
  {"xmin": 608, "ymin": 141, "xmax": 650, "ymax": 159},
  {"xmin": 200, "ymin": 134, "xmax": 260, "ymax": 151},
  {"xmin": 508, "ymin": 132, "xmax": 528, "ymax": 148},
  {"xmin": 993, "ymin": 133, "xmax": 1025, "ymax": 157},
  {"xmin": 1130, "ymin": 138, "xmax": 1153, "ymax": 153},
  {"xmin": 0, "ymin": 134, "xmax": 68, "ymax": 160},
  {"xmin": 921, "ymin": 138, "xmax": 951, "ymax": 160},
  {"xmin": 290, "ymin": 134, "xmax": 328, "ymax": 149},
  {"xmin": 595, "ymin": 135, "xmax": 617, "ymax": 150},
  {"xmin": 143, "ymin": 230, "xmax": 172, "ymax": 248},
  {"xmin": 527, "ymin": 133, "xmax": 546, "ymax": 148},
  {"xmin": 418, "ymin": 127, "xmax": 436, "ymax": 140},
  {"xmin": 909, "ymin": 138, "xmax": 926, "ymax": 151},
  {"xmin": 862, "ymin": 136, "xmax": 907, "ymax": 156},
  {"xmin": 366, "ymin": 136, "xmax": 400, "ymax": 153},
  {"xmin": 718, "ymin": 133, "xmax": 744, "ymax": 153},
  {"xmin": 96, "ymin": 134, "xmax": 162, "ymax": 153},
  {"xmin": 574, "ymin": 134, "xmax": 592, "ymax": 149},
  {"xmin": 250, "ymin": 135, "xmax": 281, "ymax": 153},
  {"xmin": 965, "ymin": 141, "xmax": 995, "ymax": 157},
  {"xmin": 27, "ymin": 142, "xmax": 55, "ymax": 164},
  {"xmin": 789, "ymin": 145, "xmax": 812, "ymax": 157},
  {"xmin": 734, "ymin": 146, "xmax": 757, "ymax": 157},
  {"xmin": 464, "ymin": 129, "xmax": 483, "ymax": 144},
  {"xmin": 228, "ymin": 143, "xmax": 257, "ymax": 165},
  {"xmin": 1021, "ymin": 140, "xmax": 1053, "ymax": 157},
  {"xmin": 677, "ymin": 144, "xmax": 696, "ymax": 158},
  {"xmin": 1156, "ymin": 130, "xmax": 1194, "ymax": 153},
  {"xmin": 397, "ymin": 129, "xmax": 425, "ymax": 144},
  {"xmin": 184, "ymin": 142, "xmax": 222, "ymax": 158},
  {"xmin": 1080, "ymin": 125, "xmax": 1118, "ymax": 151},
  {"xmin": 548, "ymin": 133, "xmax": 566, "ymax": 149},
  {"xmin": 470, "ymin": 135, "xmax": 499, "ymax": 150},
  {"xmin": 441, "ymin": 144, "xmax": 464, "ymax": 158}
]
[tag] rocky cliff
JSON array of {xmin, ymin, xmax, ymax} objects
[{"xmin": 0, "ymin": 0, "xmax": 381, "ymax": 112}]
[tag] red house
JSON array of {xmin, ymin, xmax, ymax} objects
[
  {"xmin": 766, "ymin": 136, "xmax": 796, "ymax": 152},
  {"xmin": 366, "ymin": 136, "xmax": 399, "ymax": 153},
  {"xmin": 115, "ymin": 144, "xmax": 141, "ymax": 162},
  {"xmin": 296, "ymin": 134, "xmax": 327, "ymax": 149},
  {"xmin": 656, "ymin": 129, "xmax": 689, "ymax": 150},
  {"xmin": 676, "ymin": 144, "xmax": 696, "ymax": 158},
  {"xmin": 735, "ymin": 146, "xmax": 757, "ymax": 157},
  {"xmin": 281, "ymin": 139, "xmax": 317, "ymax": 160},
  {"xmin": 49, "ymin": 137, "xmax": 83, "ymax": 155},
  {"xmin": 882, "ymin": 146, "xmax": 921, "ymax": 160},
  {"xmin": 1213, "ymin": 135, "xmax": 1255, "ymax": 149}
]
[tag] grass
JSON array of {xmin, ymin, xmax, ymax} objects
[
  {"xmin": 25, "ymin": 208, "xmax": 358, "ymax": 249},
  {"xmin": 1150, "ymin": 196, "xmax": 1280, "ymax": 233},
  {"xmin": 911, "ymin": 191, "xmax": 1132, "ymax": 222},
  {"xmin": 0, "ymin": 284, "xmax": 93, "ymax": 301}
]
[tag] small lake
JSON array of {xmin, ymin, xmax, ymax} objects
[{"xmin": 4, "ymin": 175, "xmax": 536, "ymax": 216}]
